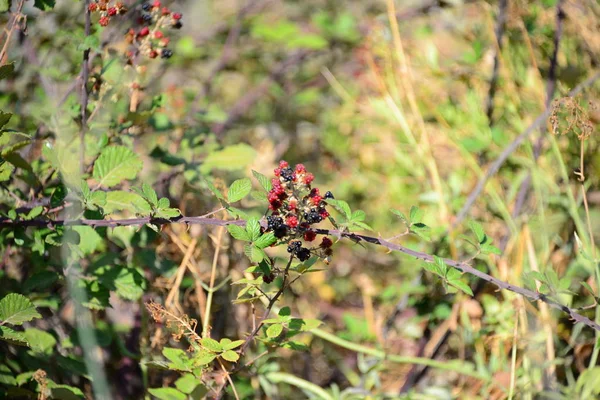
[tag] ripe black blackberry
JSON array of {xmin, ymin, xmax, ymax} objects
[
  {"xmin": 324, "ymin": 191, "xmax": 334, "ymax": 199},
  {"xmin": 267, "ymin": 216, "xmax": 283, "ymax": 230},
  {"xmin": 287, "ymin": 241, "xmax": 302, "ymax": 254},
  {"xmin": 296, "ymin": 247, "xmax": 311, "ymax": 261},
  {"xmin": 304, "ymin": 211, "xmax": 322, "ymax": 224},
  {"xmin": 280, "ymin": 167, "xmax": 294, "ymax": 182},
  {"xmin": 273, "ymin": 225, "xmax": 288, "ymax": 239},
  {"xmin": 161, "ymin": 49, "xmax": 173, "ymax": 59},
  {"xmin": 142, "ymin": 13, "xmax": 152, "ymax": 22},
  {"xmin": 142, "ymin": 3, "xmax": 152, "ymax": 11}
]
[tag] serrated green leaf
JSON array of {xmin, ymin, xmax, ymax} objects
[
  {"xmin": 93, "ymin": 146, "xmax": 143, "ymax": 188},
  {"xmin": 154, "ymin": 208, "xmax": 181, "ymax": 219},
  {"xmin": 71, "ymin": 226, "xmax": 103, "ymax": 255},
  {"xmin": 288, "ymin": 318, "xmax": 322, "ymax": 332},
  {"xmin": 158, "ymin": 197, "xmax": 170, "ymax": 209},
  {"xmin": 0, "ymin": 326, "xmax": 29, "ymax": 346},
  {"xmin": 252, "ymin": 170, "xmax": 272, "ymax": 192},
  {"xmin": 174, "ymin": 374, "xmax": 198, "ymax": 394},
  {"xmin": 221, "ymin": 339, "xmax": 244, "ymax": 351},
  {"xmin": 480, "ymin": 242, "xmax": 501, "ymax": 255},
  {"xmin": 162, "ymin": 347, "xmax": 192, "ymax": 372},
  {"xmin": 349, "ymin": 220, "xmax": 373, "ymax": 231},
  {"xmin": 409, "ymin": 206, "xmax": 424, "ymax": 224},
  {"xmin": 141, "ymin": 183, "xmax": 159, "ymax": 207},
  {"xmin": 200, "ymin": 337, "xmax": 222, "ymax": 352},
  {"xmin": 221, "ymin": 350, "xmax": 240, "ymax": 362},
  {"xmin": 411, "ymin": 223, "xmax": 431, "ymax": 241},
  {"xmin": 390, "ymin": 208, "xmax": 408, "ymax": 224},
  {"xmin": 227, "ymin": 225, "xmax": 251, "ymax": 241},
  {"xmin": 23, "ymin": 328, "xmax": 56, "ymax": 354},
  {"xmin": 245, "ymin": 218, "xmax": 261, "ymax": 241},
  {"xmin": 326, "ymin": 199, "xmax": 351, "ymax": 218},
  {"xmin": 266, "ymin": 323, "xmax": 284, "ymax": 338},
  {"xmin": 279, "ymin": 307, "xmax": 291, "ymax": 317},
  {"xmin": 148, "ymin": 387, "xmax": 186, "ymax": 400},
  {"xmin": 244, "ymin": 244, "xmax": 266, "ymax": 263},
  {"xmin": 104, "ymin": 191, "xmax": 152, "ymax": 214},
  {"xmin": 0, "ymin": 293, "xmax": 41, "ymax": 326},
  {"xmin": 193, "ymin": 350, "xmax": 216, "ymax": 366},
  {"xmin": 448, "ymin": 279, "xmax": 473, "ymax": 296},
  {"xmin": 254, "ymin": 232, "xmax": 276, "ymax": 249},
  {"xmin": 228, "ymin": 178, "xmax": 252, "ymax": 203},
  {"xmin": 468, "ymin": 220, "xmax": 485, "ymax": 244},
  {"xmin": 350, "ymin": 210, "xmax": 366, "ymax": 221}
]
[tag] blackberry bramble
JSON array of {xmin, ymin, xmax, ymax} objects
[{"xmin": 265, "ymin": 161, "xmax": 335, "ymax": 263}]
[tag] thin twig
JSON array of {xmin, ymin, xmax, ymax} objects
[
  {"xmin": 8, "ymin": 214, "xmax": 600, "ymax": 331},
  {"xmin": 0, "ymin": 0, "xmax": 26, "ymax": 64}
]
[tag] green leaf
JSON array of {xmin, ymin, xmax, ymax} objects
[
  {"xmin": 221, "ymin": 339, "xmax": 244, "ymax": 351},
  {"xmin": 162, "ymin": 347, "xmax": 192, "ymax": 372},
  {"xmin": 326, "ymin": 199, "xmax": 351, "ymax": 218},
  {"xmin": 0, "ymin": 161, "xmax": 14, "ymax": 182},
  {"xmin": 245, "ymin": 218, "xmax": 261, "ymax": 241},
  {"xmin": 148, "ymin": 387, "xmax": 187, "ymax": 400},
  {"xmin": 0, "ymin": 293, "xmax": 41, "ymax": 326},
  {"xmin": 193, "ymin": 350, "xmax": 216, "ymax": 366},
  {"xmin": 221, "ymin": 350, "xmax": 240, "ymax": 362},
  {"xmin": 23, "ymin": 271, "xmax": 58, "ymax": 293},
  {"xmin": 200, "ymin": 176, "xmax": 225, "ymax": 200},
  {"xmin": 254, "ymin": 232, "xmax": 276, "ymax": 249},
  {"xmin": 228, "ymin": 178, "xmax": 252, "ymax": 203},
  {"xmin": 23, "ymin": 328, "xmax": 56, "ymax": 354},
  {"xmin": 279, "ymin": 307, "xmax": 291, "ymax": 317},
  {"xmin": 0, "ymin": 326, "xmax": 29, "ymax": 346},
  {"xmin": 93, "ymin": 145, "xmax": 143, "ymax": 188},
  {"xmin": 104, "ymin": 191, "xmax": 152, "ymax": 214},
  {"xmin": 411, "ymin": 223, "xmax": 431, "ymax": 241},
  {"xmin": 34, "ymin": 0, "xmax": 55, "ymax": 11},
  {"xmin": 49, "ymin": 384, "xmax": 84, "ymax": 399},
  {"xmin": 350, "ymin": 210, "xmax": 366, "ymax": 221},
  {"xmin": 480, "ymin": 242, "xmax": 501, "ymax": 255},
  {"xmin": 288, "ymin": 318, "xmax": 322, "ymax": 332},
  {"xmin": 0, "ymin": 0, "xmax": 10, "ymax": 13},
  {"xmin": 157, "ymin": 197, "xmax": 170, "ymax": 209},
  {"xmin": 409, "ymin": 206, "xmax": 424, "ymax": 224},
  {"xmin": 174, "ymin": 374, "xmax": 198, "ymax": 394},
  {"xmin": 244, "ymin": 244, "xmax": 266, "ymax": 263},
  {"xmin": 448, "ymin": 279, "xmax": 474, "ymax": 296},
  {"xmin": 227, "ymin": 225, "xmax": 251, "ymax": 241},
  {"xmin": 252, "ymin": 170, "xmax": 272, "ymax": 191},
  {"xmin": 0, "ymin": 111, "xmax": 12, "ymax": 129},
  {"xmin": 266, "ymin": 323, "xmax": 284, "ymax": 338},
  {"xmin": 200, "ymin": 337, "xmax": 222, "ymax": 352},
  {"xmin": 141, "ymin": 183, "xmax": 159, "ymax": 207},
  {"xmin": 200, "ymin": 143, "xmax": 257, "ymax": 173},
  {"xmin": 71, "ymin": 226, "xmax": 103, "ymax": 255},
  {"xmin": 468, "ymin": 220, "xmax": 485, "ymax": 244}
]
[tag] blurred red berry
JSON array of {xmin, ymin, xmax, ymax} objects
[
  {"xmin": 152, "ymin": 0, "xmax": 161, "ymax": 8},
  {"xmin": 138, "ymin": 27, "xmax": 150, "ymax": 36},
  {"xmin": 274, "ymin": 168, "xmax": 281, "ymax": 177},
  {"xmin": 279, "ymin": 160, "xmax": 289, "ymax": 169},
  {"xmin": 320, "ymin": 237, "xmax": 333, "ymax": 248},
  {"xmin": 99, "ymin": 16, "xmax": 110, "ymax": 26},
  {"xmin": 107, "ymin": 7, "xmax": 117, "ymax": 16},
  {"xmin": 304, "ymin": 230, "xmax": 317, "ymax": 242},
  {"xmin": 149, "ymin": 50, "xmax": 158, "ymax": 58},
  {"xmin": 161, "ymin": 7, "xmax": 170, "ymax": 15},
  {"xmin": 304, "ymin": 173, "xmax": 314, "ymax": 185},
  {"xmin": 286, "ymin": 215, "xmax": 298, "ymax": 228},
  {"xmin": 88, "ymin": 3, "xmax": 98, "ymax": 12},
  {"xmin": 172, "ymin": 12, "xmax": 182, "ymax": 20},
  {"xmin": 295, "ymin": 163, "xmax": 306, "ymax": 173},
  {"xmin": 154, "ymin": 31, "xmax": 164, "ymax": 39}
]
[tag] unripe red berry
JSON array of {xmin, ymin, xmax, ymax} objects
[
  {"xmin": 274, "ymin": 168, "xmax": 281, "ymax": 177},
  {"xmin": 138, "ymin": 27, "xmax": 150, "ymax": 37},
  {"xmin": 279, "ymin": 160, "xmax": 289, "ymax": 169},
  {"xmin": 152, "ymin": 0, "xmax": 161, "ymax": 8},
  {"xmin": 286, "ymin": 215, "xmax": 298, "ymax": 228},
  {"xmin": 107, "ymin": 7, "xmax": 117, "ymax": 16},
  {"xmin": 161, "ymin": 7, "xmax": 170, "ymax": 15},
  {"xmin": 99, "ymin": 16, "xmax": 110, "ymax": 26},
  {"xmin": 172, "ymin": 12, "xmax": 182, "ymax": 20},
  {"xmin": 149, "ymin": 50, "xmax": 158, "ymax": 58},
  {"xmin": 311, "ymin": 195, "xmax": 322, "ymax": 205},
  {"xmin": 154, "ymin": 31, "xmax": 164, "ymax": 39},
  {"xmin": 160, "ymin": 37, "xmax": 170, "ymax": 46},
  {"xmin": 319, "ymin": 209, "xmax": 329, "ymax": 218},
  {"xmin": 304, "ymin": 173, "xmax": 314, "ymax": 185},
  {"xmin": 88, "ymin": 3, "xmax": 98, "ymax": 12}
]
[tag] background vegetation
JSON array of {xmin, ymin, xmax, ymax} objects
[{"xmin": 1, "ymin": 0, "xmax": 600, "ymax": 399}]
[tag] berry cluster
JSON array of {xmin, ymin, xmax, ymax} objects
[
  {"xmin": 88, "ymin": 1, "xmax": 127, "ymax": 27},
  {"xmin": 125, "ymin": 1, "xmax": 182, "ymax": 61},
  {"xmin": 265, "ymin": 161, "xmax": 334, "ymax": 263}
]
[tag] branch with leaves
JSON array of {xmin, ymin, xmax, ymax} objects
[{"xmin": 3, "ymin": 210, "xmax": 599, "ymax": 332}]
